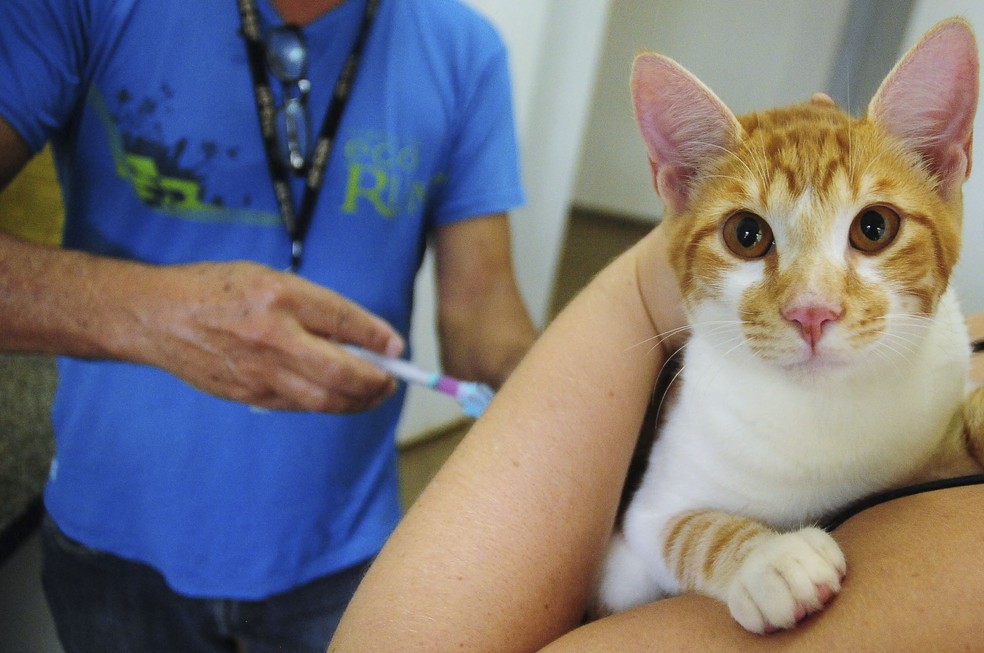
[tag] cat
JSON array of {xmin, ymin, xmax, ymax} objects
[{"xmin": 593, "ymin": 17, "xmax": 984, "ymax": 634}]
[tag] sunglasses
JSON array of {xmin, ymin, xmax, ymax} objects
[{"xmin": 265, "ymin": 26, "xmax": 311, "ymax": 174}]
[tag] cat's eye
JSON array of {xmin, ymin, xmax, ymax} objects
[
  {"xmin": 849, "ymin": 205, "xmax": 900, "ymax": 254},
  {"xmin": 722, "ymin": 212, "xmax": 774, "ymax": 259}
]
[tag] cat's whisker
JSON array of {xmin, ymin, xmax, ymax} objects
[
  {"xmin": 868, "ymin": 338, "xmax": 911, "ymax": 374},
  {"xmin": 846, "ymin": 126, "xmax": 852, "ymax": 181},
  {"xmin": 868, "ymin": 312, "xmax": 942, "ymax": 363},
  {"xmin": 856, "ymin": 145, "xmax": 901, "ymax": 186},
  {"xmin": 691, "ymin": 334, "xmax": 752, "ymax": 397},
  {"xmin": 689, "ymin": 139, "xmax": 741, "ymax": 165},
  {"xmin": 884, "ymin": 311, "xmax": 971, "ymax": 360},
  {"xmin": 651, "ymin": 354, "xmax": 688, "ymax": 424},
  {"xmin": 751, "ymin": 137, "xmax": 772, "ymax": 187},
  {"xmin": 845, "ymin": 76, "xmax": 855, "ymax": 181},
  {"xmin": 686, "ymin": 320, "xmax": 748, "ymax": 347},
  {"xmin": 720, "ymin": 337, "xmax": 754, "ymax": 361},
  {"xmin": 883, "ymin": 314, "xmax": 935, "ymax": 345},
  {"xmin": 701, "ymin": 173, "xmax": 749, "ymax": 186},
  {"xmin": 626, "ymin": 325, "xmax": 694, "ymax": 353},
  {"xmin": 631, "ymin": 319, "xmax": 750, "ymax": 356},
  {"xmin": 873, "ymin": 332, "xmax": 920, "ymax": 359},
  {"xmin": 690, "ymin": 139, "xmax": 758, "ymax": 183}
]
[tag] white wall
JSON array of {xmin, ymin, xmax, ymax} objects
[
  {"xmin": 903, "ymin": 1, "xmax": 984, "ymax": 313},
  {"xmin": 398, "ymin": 0, "xmax": 613, "ymax": 441},
  {"xmin": 573, "ymin": 0, "xmax": 852, "ymax": 222}
]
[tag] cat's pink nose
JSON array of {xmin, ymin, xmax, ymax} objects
[{"xmin": 782, "ymin": 304, "xmax": 842, "ymax": 349}]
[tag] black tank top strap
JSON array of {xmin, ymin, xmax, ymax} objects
[{"xmin": 821, "ymin": 473, "xmax": 984, "ymax": 531}]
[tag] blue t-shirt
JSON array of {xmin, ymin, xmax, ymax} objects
[{"xmin": 0, "ymin": 0, "xmax": 523, "ymax": 599}]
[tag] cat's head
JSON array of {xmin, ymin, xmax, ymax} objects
[{"xmin": 633, "ymin": 18, "xmax": 978, "ymax": 374}]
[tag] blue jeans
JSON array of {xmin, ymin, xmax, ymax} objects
[{"xmin": 40, "ymin": 516, "xmax": 370, "ymax": 653}]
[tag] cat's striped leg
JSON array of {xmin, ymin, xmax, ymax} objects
[{"xmin": 662, "ymin": 510, "xmax": 846, "ymax": 634}]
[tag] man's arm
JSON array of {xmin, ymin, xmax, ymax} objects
[
  {"xmin": 0, "ymin": 117, "xmax": 403, "ymax": 413},
  {"xmin": 432, "ymin": 213, "xmax": 536, "ymax": 388},
  {"xmin": 0, "ymin": 114, "xmax": 31, "ymax": 193}
]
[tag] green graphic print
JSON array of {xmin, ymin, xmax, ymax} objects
[
  {"xmin": 341, "ymin": 129, "xmax": 446, "ymax": 219},
  {"xmin": 90, "ymin": 86, "xmax": 444, "ymax": 226}
]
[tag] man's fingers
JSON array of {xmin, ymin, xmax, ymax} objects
[
  {"xmin": 292, "ymin": 281, "xmax": 404, "ymax": 357},
  {"xmin": 161, "ymin": 263, "xmax": 405, "ymax": 412},
  {"xmin": 270, "ymin": 330, "xmax": 399, "ymax": 412},
  {"xmin": 253, "ymin": 357, "xmax": 398, "ymax": 413},
  {"xmin": 266, "ymin": 366, "xmax": 397, "ymax": 413}
]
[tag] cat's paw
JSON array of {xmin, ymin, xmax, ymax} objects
[{"xmin": 727, "ymin": 527, "xmax": 846, "ymax": 634}]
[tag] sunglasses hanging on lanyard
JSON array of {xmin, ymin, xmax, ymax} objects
[{"xmin": 237, "ymin": 0, "xmax": 379, "ymax": 271}]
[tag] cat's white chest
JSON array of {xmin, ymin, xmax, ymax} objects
[{"xmin": 631, "ymin": 289, "xmax": 969, "ymax": 529}]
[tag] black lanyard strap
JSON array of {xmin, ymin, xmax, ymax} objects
[{"xmin": 237, "ymin": 0, "xmax": 379, "ymax": 270}]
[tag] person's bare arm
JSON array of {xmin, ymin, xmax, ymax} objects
[
  {"xmin": 330, "ymin": 226, "xmax": 686, "ymax": 651},
  {"xmin": 432, "ymin": 213, "xmax": 536, "ymax": 388},
  {"xmin": 0, "ymin": 117, "xmax": 403, "ymax": 413}
]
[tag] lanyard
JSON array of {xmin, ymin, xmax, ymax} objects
[{"xmin": 237, "ymin": 0, "xmax": 379, "ymax": 271}]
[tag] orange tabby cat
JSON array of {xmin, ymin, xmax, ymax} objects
[{"xmin": 593, "ymin": 17, "xmax": 984, "ymax": 633}]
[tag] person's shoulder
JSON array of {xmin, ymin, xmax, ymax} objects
[
  {"xmin": 396, "ymin": 0, "xmax": 505, "ymax": 50},
  {"xmin": 401, "ymin": 0, "xmax": 494, "ymax": 26}
]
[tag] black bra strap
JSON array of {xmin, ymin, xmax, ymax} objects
[{"xmin": 821, "ymin": 473, "xmax": 984, "ymax": 531}]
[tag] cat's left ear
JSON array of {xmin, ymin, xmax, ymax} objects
[{"xmin": 867, "ymin": 17, "xmax": 979, "ymax": 198}]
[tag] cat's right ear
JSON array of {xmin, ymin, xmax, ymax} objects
[{"xmin": 632, "ymin": 53, "xmax": 741, "ymax": 214}]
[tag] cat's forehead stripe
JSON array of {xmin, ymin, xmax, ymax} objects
[{"xmin": 740, "ymin": 120, "xmax": 853, "ymax": 202}]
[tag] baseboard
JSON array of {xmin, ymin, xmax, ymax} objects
[{"xmin": 568, "ymin": 203, "xmax": 662, "ymax": 226}]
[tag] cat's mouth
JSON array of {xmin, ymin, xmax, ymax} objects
[
  {"xmin": 782, "ymin": 353, "xmax": 850, "ymax": 374},
  {"xmin": 777, "ymin": 339, "xmax": 856, "ymax": 376}
]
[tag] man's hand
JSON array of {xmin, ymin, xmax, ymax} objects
[{"xmin": 134, "ymin": 261, "xmax": 404, "ymax": 412}]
